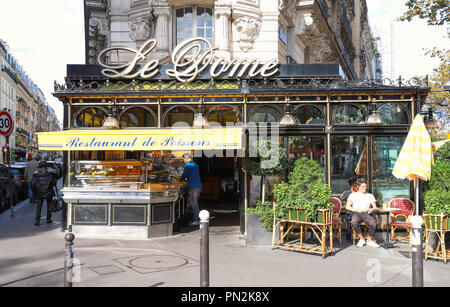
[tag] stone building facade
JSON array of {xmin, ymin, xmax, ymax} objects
[
  {"xmin": 0, "ymin": 40, "xmax": 60, "ymax": 162},
  {"xmin": 84, "ymin": 0, "xmax": 382, "ymax": 81}
]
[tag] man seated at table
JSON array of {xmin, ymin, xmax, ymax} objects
[{"xmin": 346, "ymin": 178, "xmax": 380, "ymax": 248}]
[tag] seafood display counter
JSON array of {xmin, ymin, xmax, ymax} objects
[{"xmin": 62, "ymin": 159, "xmax": 188, "ymax": 238}]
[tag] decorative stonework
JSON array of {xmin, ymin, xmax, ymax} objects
[
  {"xmin": 129, "ymin": 16, "xmax": 154, "ymax": 45},
  {"xmin": 310, "ymin": 36, "xmax": 336, "ymax": 63},
  {"xmin": 214, "ymin": 0, "xmax": 232, "ymax": 59},
  {"xmin": 88, "ymin": 17, "xmax": 108, "ymax": 64},
  {"xmin": 233, "ymin": 16, "xmax": 261, "ymax": 52}
]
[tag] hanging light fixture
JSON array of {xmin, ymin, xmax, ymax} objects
[
  {"xmin": 102, "ymin": 106, "xmax": 120, "ymax": 129},
  {"xmin": 193, "ymin": 105, "xmax": 209, "ymax": 128},
  {"xmin": 279, "ymin": 102, "xmax": 296, "ymax": 127},
  {"xmin": 365, "ymin": 103, "xmax": 382, "ymax": 125}
]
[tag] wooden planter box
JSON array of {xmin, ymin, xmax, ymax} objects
[
  {"xmin": 284, "ymin": 207, "xmax": 332, "ymax": 224},
  {"xmin": 423, "ymin": 214, "xmax": 450, "ymax": 230}
]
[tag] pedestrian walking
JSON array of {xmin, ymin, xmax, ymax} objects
[
  {"xmin": 182, "ymin": 153, "xmax": 202, "ymax": 226},
  {"xmin": 24, "ymin": 156, "xmax": 40, "ymax": 204},
  {"xmin": 31, "ymin": 160, "xmax": 57, "ymax": 226}
]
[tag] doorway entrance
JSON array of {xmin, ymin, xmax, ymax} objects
[{"xmin": 197, "ymin": 155, "xmax": 240, "ymax": 227}]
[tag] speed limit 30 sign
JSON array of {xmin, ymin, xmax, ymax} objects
[{"xmin": 0, "ymin": 111, "xmax": 14, "ymax": 136}]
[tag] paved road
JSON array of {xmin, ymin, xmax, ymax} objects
[{"xmin": 0, "ymin": 182, "xmax": 449, "ymax": 287}]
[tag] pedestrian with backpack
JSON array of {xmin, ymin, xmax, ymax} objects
[{"xmin": 31, "ymin": 160, "xmax": 57, "ymax": 226}]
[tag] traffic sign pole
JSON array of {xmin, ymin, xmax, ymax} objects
[{"xmin": 0, "ymin": 110, "xmax": 15, "ymax": 218}]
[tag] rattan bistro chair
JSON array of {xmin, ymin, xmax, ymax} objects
[
  {"xmin": 331, "ymin": 197, "xmax": 343, "ymax": 243},
  {"xmin": 389, "ymin": 198, "xmax": 415, "ymax": 244}
]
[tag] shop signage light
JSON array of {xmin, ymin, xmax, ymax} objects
[{"xmin": 98, "ymin": 38, "xmax": 279, "ymax": 83}]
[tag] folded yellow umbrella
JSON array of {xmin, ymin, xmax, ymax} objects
[{"xmin": 392, "ymin": 114, "xmax": 434, "ymax": 214}]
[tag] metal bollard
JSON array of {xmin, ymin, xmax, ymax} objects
[
  {"xmin": 199, "ymin": 210, "xmax": 210, "ymax": 287},
  {"xmin": 64, "ymin": 233, "xmax": 75, "ymax": 287},
  {"xmin": 411, "ymin": 216, "xmax": 424, "ymax": 287}
]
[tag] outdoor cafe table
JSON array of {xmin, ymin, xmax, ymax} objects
[{"xmin": 372, "ymin": 207, "xmax": 402, "ymax": 249}]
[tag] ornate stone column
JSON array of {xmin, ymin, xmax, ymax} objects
[
  {"xmin": 152, "ymin": 0, "xmax": 170, "ymax": 59},
  {"xmin": 214, "ymin": 1, "xmax": 232, "ymax": 59}
]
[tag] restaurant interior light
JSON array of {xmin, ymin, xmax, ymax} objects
[
  {"xmin": 102, "ymin": 115, "xmax": 120, "ymax": 129},
  {"xmin": 193, "ymin": 105, "xmax": 209, "ymax": 128},
  {"xmin": 279, "ymin": 103, "xmax": 297, "ymax": 127},
  {"xmin": 365, "ymin": 111, "xmax": 382, "ymax": 125}
]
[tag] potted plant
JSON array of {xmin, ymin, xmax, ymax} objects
[
  {"xmin": 246, "ymin": 200, "xmax": 280, "ymax": 245},
  {"xmin": 273, "ymin": 158, "xmax": 333, "ymax": 223},
  {"xmin": 424, "ymin": 142, "xmax": 450, "ymax": 230}
]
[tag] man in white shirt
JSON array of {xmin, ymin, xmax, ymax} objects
[{"xmin": 346, "ymin": 178, "xmax": 379, "ymax": 248}]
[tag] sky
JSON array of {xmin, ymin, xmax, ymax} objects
[{"xmin": 0, "ymin": 0, "xmax": 448, "ymax": 125}]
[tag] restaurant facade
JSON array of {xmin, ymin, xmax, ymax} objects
[{"xmin": 37, "ymin": 0, "xmax": 430, "ymax": 238}]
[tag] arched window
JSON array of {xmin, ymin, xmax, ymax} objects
[
  {"xmin": 73, "ymin": 107, "xmax": 108, "ymax": 128},
  {"xmin": 248, "ymin": 106, "xmax": 281, "ymax": 124},
  {"xmin": 175, "ymin": 6, "xmax": 213, "ymax": 46},
  {"xmin": 333, "ymin": 105, "xmax": 366, "ymax": 124},
  {"xmin": 376, "ymin": 103, "xmax": 409, "ymax": 125},
  {"xmin": 119, "ymin": 107, "xmax": 157, "ymax": 128},
  {"xmin": 163, "ymin": 106, "xmax": 196, "ymax": 127},
  {"xmin": 206, "ymin": 105, "xmax": 241, "ymax": 126},
  {"xmin": 293, "ymin": 105, "xmax": 324, "ymax": 125}
]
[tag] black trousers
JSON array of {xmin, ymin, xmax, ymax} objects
[
  {"xmin": 351, "ymin": 212, "xmax": 377, "ymax": 237},
  {"xmin": 35, "ymin": 197, "xmax": 52, "ymax": 222}
]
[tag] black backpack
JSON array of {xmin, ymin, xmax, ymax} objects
[{"xmin": 32, "ymin": 170, "xmax": 53, "ymax": 198}]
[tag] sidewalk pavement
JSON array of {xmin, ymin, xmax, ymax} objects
[{"xmin": 0, "ymin": 188, "xmax": 449, "ymax": 287}]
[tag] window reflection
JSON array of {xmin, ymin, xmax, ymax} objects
[
  {"xmin": 293, "ymin": 105, "xmax": 324, "ymax": 125},
  {"xmin": 74, "ymin": 107, "xmax": 108, "ymax": 128},
  {"xmin": 249, "ymin": 106, "xmax": 280, "ymax": 123},
  {"xmin": 119, "ymin": 107, "xmax": 156, "ymax": 128},
  {"xmin": 333, "ymin": 105, "xmax": 365, "ymax": 124},
  {"xmin": 176, "ymin": 6, "xmax": 212, "ymax": 46},
  {"xmin": 163, "ymin": 106, "xmax": 195, "ymax": 127},
  {"xmin": 376, "ymin": 103, "xmax": 409, "ymax": 125},
  {"xmin": 331, "ymin": 136, "xmax": 367, "ymax": 195},
  {"xmin": 289, "ymin": 136, "xmax": 325, "ymax": 173},
  {"xmin": 372, "ymin": 136, "xmax": 409, "ymax": 206},
  {"xmin": 206, "ymin": 106, "xmax": 241, "ymax": 126}
]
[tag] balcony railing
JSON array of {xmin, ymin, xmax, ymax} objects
[
  {"xmin": 341, "ymin": 5, "xmax": 352, "ymax": 40},
  {"xmin": 341, "ymin": 46, "xmax": 358, "ymax": 80},
  {"xmin": 316, "ymin": 0, "xmax": 329, "ymax": 21}
]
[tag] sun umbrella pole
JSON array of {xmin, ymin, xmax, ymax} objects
[{"xmin": 415, "ymin": 178, "xmax": 420, "ymax": 216}]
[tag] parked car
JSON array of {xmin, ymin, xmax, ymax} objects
[
  {"xmin": 0, "ymin": 163, "xmax": 18, "ymax": 212},
  {"xmin": 46, "ymin": 161, "xmax": 61, "ymax": 179},
  {"xmin": 10, "ymin": 164, "xmax": 28, "ymax": 199}
]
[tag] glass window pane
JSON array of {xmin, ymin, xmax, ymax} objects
[
  {"xmin": 176, "ymin": 8, "xmax": 184, "ymax": 18},
  {"xmin": 331, "ymin": 136, "xmax": 367, "ymax": 196},
  {"xmin": 333, "ymin": 105, "xmax": 365, "ymax": 124},
  {"xmin": 206, "ymin": 106, "xmax": 241, "ymax": 126},
  {"xmin": 289, "ymin": 136, "xmax": 325, "ymax": 174},
  {"xmin": 294, "ymin": 105, "xmax": 324, "ymax": 124},
  {"xmin": 74, "ymin": 107, "xmax": 108, "ymax": 128},
  {"xmin": 372, "ymin": 136, "xmax": 409, "ymax": 206},
  {"xmin": 164, "ymin": 106, "xmax": 195, "ymax": 127},
  {"xmin": 119, "ymin": 107, "xmax": 156, "ymax": 128},
  {"xmin": 249, "ymin": 107, "xmax": 280, "ymax": 123},
  {"xmin": 376, "ymin": 103, "xmax": 409, "ymax": 125},
  {"xmin": 197, "ymin": 7, "xmax": 204, "ymax": 15},
  {"xmin": 185, "ymin": 7, "xmax": 192, "ymax": 15}
]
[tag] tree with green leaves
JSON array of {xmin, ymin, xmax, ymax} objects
[
  {"xmin": 398, "ymin": 0, "xmax": 449, "ymax": 26},
  {"xmin": 398, "ymin": 1, "xmax": 449, "ymax": 140}
]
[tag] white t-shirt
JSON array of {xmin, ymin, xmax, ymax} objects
[{"xmin": 347, "ymin": 192, "xmax": 376, "ymax": 211}]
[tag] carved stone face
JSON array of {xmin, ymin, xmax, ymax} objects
[
  {"xmin": 129, "ymin": 17, "xmax": 153, "ymax": 42},
  {"xmin": 233, "ymin": 17, "xmax": 261, "ymax": 52}
]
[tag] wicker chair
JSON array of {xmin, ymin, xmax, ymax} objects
[
  {"xmin": 389, "ymin": 198, "xmax": 415, "ymax": 244},
  {"xmin": 331, "ymin": 197, "xmax": 343, "ymax": 243}
]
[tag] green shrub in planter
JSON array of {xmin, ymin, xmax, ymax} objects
[
  {"xmin": 274, "ymin": 158, "xmax": 333, "ymax": 222},
  {"xmin": 433, "ymin": 141, "xmax": 450, "ymax": 163},
  {"xmin": 246, "ymin": 201, "xmax": 274, "ymax": 231}
]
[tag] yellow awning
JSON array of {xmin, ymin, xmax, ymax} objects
[{"xmin": 38, "ymin": 128, "xmax": 244, "ymax": 151}]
